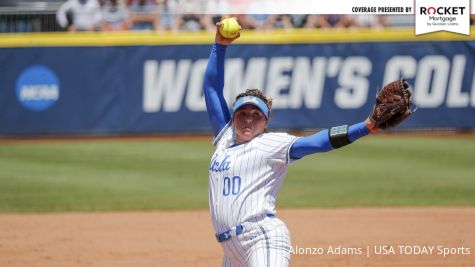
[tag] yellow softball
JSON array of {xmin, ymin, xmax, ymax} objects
[{"xmin": 219, "ymin": 17, "xmax": 241, "ymax": 39}]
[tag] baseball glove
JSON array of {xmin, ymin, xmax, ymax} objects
[{"xmin": 369, "ymin": 79, "xmax": 412, "ymax": 130}]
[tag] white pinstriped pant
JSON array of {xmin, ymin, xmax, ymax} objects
[{"xmin": 220, "ymin": 216, "xmax": 291, "ymax": 267}]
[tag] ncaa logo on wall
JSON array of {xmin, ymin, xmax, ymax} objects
[
  {"xmin": 16, "ymin": 65, "xmax": 60, "ymax": 111},
  {"xmin": 415, "ymin": 0, "xmax": 470, "ymax": 35}
]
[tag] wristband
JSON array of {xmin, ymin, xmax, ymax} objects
[{"xmin": 329, "ymin": 125, "xmax": 352, "ymax": 149}]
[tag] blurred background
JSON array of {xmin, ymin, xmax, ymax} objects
[
  {"xmin": 0, "ymin": 0, "xmax": 474, "ymax": 212},
  {"xmin": 1, "ymin": 0, "xmax": 475, "ymax": 137},
  {"xmin": 0, "ymin": 0, "xmax": 425, "ymax": 33}
]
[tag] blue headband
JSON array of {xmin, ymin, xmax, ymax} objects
[{"xmin": 232, "ymin": 96, "xmax": 269, "ymax": 119}]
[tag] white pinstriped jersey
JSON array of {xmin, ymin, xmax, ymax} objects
[{"xmin": 209, "ymin": 123, "xmax": 298, "ymax": 233}]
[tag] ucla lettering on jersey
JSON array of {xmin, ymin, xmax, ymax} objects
[
  {"xmin": 210, "ymin": 154, "xmax": 232, "ymax": 172},
  {"xmin": 208, "ymin": 124, "xmax": 298, "ymax": 233}
]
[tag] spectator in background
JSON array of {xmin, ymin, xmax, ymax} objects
[
  {"xmin": 232, "ymin": 14, "xmax": 255, "ymax": 30},
  {"xmin": 471, "ymin": 14, "xmax": 475, "ymax": 25},
  {"xmin": 127, "ymin": 0, "xmax": 159, "ymax": 31},
  {"xmin": 266, "ymin": 15, "xmax": 310, "ymax": 30},
  {"xmin": 156, "ymin": 0, "xmax": 179, "ymax": 31},
  {"xmin": 318, "ymin": 15, "xmax": 352, "ymax": 28},
  {"xmin": 300, "ymin": 15, "xmax": 324, "ymax": 29},
  {"xmin": 242, "ymin": 0, "xmax": 275, "ymax": 30},
  {"xmin": 264, "ymin": 15, "xmax": 291, "ymax": 30},
  {"xmin": 285, "ymin": 14, "xmax": 309, "ymax": 29},
  {"xmin": 291, "ymin": 14, "xmax": 322, "ymax": 29},
  {"xmin": 243, "ymin": 14, "xmax": 275, "ymax": 30},
  {"xmin": 349, "ymin": 15, "xmax": 388, "ymax": 29},
  {"xmin": 202, "ymin": 0, "xmax": 230, "ymax": 31},
  {"xmin": 56, "ymin": 0, "xmax": 102, "ymax": 31},
  {"xmin": 175, "ymin": 0, "xmax": 206, "ymax": 31},
  {"xmin": 101, "ymin": 0, "xmax": 129, "ymax": 31},
  {"xmin": 304, "ymin": 15, "xmax": 356, "ymax": 29}
]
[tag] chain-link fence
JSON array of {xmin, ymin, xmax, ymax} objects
[{"xmin": 0, "ymin": 1, "xmax": 64, "ymax": 32}]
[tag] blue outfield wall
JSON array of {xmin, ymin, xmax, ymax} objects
[{"xmin": 0, "ymin": 31, "xmax": 475, "ymax": 135}]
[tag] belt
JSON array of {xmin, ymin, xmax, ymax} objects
[{"xmin": 215, "ymin": 213, "xmax": 275, "ymax": 242}]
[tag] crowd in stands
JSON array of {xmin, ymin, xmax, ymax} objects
[
  {"xmin": 1, "ymin": 0, "xmax": 473, "ymax": 33},
  {"xmin": 55, "ymin": 0, "xmax": 426, "ymax": 32}
]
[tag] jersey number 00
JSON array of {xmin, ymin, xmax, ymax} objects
[{"xmin": 223, "ymin": 176, "xmax": 241, "ymax": 196}]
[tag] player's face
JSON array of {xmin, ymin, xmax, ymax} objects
[{"xmin": 233, "ymin": 105, "xmax": 268, "ymax": 144}]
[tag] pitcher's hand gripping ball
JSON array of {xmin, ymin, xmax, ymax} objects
[
  {"xmin": 369, "ymin": 79, "xmax": 413, "ymax": 129},
  {"xmin": 219, "ymin": 17, "xmax": 241, "ymax": 38}
]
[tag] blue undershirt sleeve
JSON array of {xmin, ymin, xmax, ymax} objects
[
  {"xmin": 203, "ymin": 43, "xmax": 231, "ymax": 137},
  {"xmin": 289, "ymin": 121, "xmax": 370, "ymax": 160}
]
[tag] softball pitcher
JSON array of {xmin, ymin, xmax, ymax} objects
[{"xmin": 204, "ymin": 20, "xmax": 412, "ymax": 267}]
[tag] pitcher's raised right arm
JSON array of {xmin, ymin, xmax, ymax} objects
[{"xmin": 203, "ymin": 43, "xmax": 230, "ymax": 137}]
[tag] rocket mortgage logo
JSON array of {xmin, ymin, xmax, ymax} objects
[{"xmin": 415, "ymin": 0, "xmax": 470, "ymax": 35}]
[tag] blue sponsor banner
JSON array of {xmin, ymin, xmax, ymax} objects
[{"xmin": 1, "ymin": 38, "xmax": 475, "ymax": 135}]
